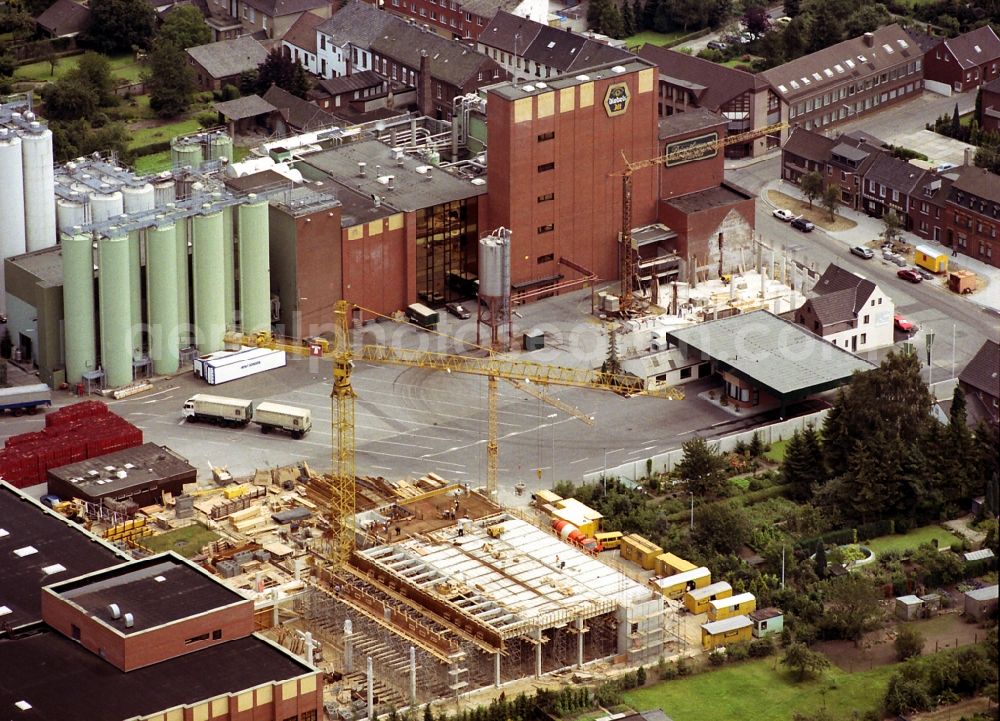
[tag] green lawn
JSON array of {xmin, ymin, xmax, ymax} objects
[
  {"xmin": 866, "ymin": 525, "xmax": 961, "ymax": 554},
  {"xmin": 142, "ymin": 522, "xmax": 220, "ymax": 558},
  {"xmin": 15, "ymin": 53, "xmax": 143, "ymax": 84},
  {"xmin": 128, "ymin": 118, "xmax": 203, "ymax": 150},
  {"xmin": 133, "ymin": 150, "xmax": 173, "ymax": 174},
  {"xmin": 625, "ymin": 30, "xmax": 687, "ymax": 48},
  {"xmin": 729, "ymin": 475, "xmax": 752, "ymax": 490},
  {"xmin": 624, "ymin": 659, "xmax": 895, "ymax": 721},
  {"xmin": 764, "ymin": 438, "xmax": 789, "ymax": 463}
]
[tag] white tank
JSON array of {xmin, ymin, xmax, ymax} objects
[
  {"xmin": 21, "ymin": 122, "xmax": 56, "ymax": 252},
  {"xmin": 56, "ymin": 198, "xmax": 88, "ymax": 234},
  {"xmin": 89, "ymin": 185, "xmax": 124, "ymax": 223},
  {"xmin": 122, "ymin": 182, "xmax": 154, "ymax": 213},
  {"xmin": 153, "ymin": 175, "xmax": 175, "ymax": 205},
  {"xmin": 0, "ymin": 129, "xmax": 26, "ymax": 262}
]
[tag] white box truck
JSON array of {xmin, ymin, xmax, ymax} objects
[
  {"xmin": 182, "ymin": 394, "xmax": 254, "ymax": 427},
  {"xmin": 193, "ymin": 347, "xmax": 286, "ymax": 385},
  {"xmin": 0, "ymin": 383, "xmax": 52, "ymax": 415},
  {"xmin": 252, "ymin": 401, "xmax": 312, "ymax": 439}
]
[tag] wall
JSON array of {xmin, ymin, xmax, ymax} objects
[
  {"xmin": 142, "ymin": 672, "xmax": 324, "ymax": 721},
  {"xmin": 4, "ymin": 256, "xmax": 65, "ymax": 387},
  {"xmin": 267, "ymin": 207, "xmax": 300, "ymax": 337},
  {"xmin": 657, "ymin": 194, "xmax": 755, "ymax": 273},
  {"xmin": 341, "ymin": 212, "xmax": 411, "ymax": 319},
  {"xmin": 293, "ymin": 205, "xmax": 345, "ymax": 338}
]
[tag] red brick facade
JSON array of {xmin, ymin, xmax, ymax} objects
[{"xmin": 386, "ymin": 0, "xmax": 486, "ymax": 39}]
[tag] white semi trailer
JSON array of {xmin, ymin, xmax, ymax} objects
[
  {"xmin": 193, "ymin": 347, "xmax": 286, "ymax": 385},
  {"xmin": 0, "ymin": 383, "xmax": 52, "ymax": 415},
  {"xmin": 251, "ymin": 402, "xmax": 312, "ymax": 439},
  {"xmin": 182, "ymin": 394, "xmax": 253, "ymax": 427}
]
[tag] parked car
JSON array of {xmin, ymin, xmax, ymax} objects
[
  {"xmin": 897, "ymin": 268, "xmax": 923, "ymax": 283},
  {"xmin": 445, "ymin": 302, "xmax": 470, "ymax": 319},
  {"xmin": 773, "ymin": 208, "xmax": 795, "ymax": 221},
  {"xmin": 791, "ymin": 217, "xmax": 814, "ymax": 232},
  {"xmin": 915, "ymin": 267, "xmax": 934, "ymax": 280},
  {"xmin": 850, "ymin": 245, "xmax": 874, "ymax": 259},
  {"xmin": 707, "ymin": 40, "xmax": 728, "ymax": 50},
  {"xmin": 775, "ymin": 15, "xmax": 792, "ymax": 25},
  {"xmin": 894, "ymin": 314, "xmax": 916, "ymax": 333}
]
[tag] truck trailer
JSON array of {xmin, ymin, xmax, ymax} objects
[
  {"xmin": 182, "ymin": 394, "xmax": 253, "ymax": 427},
  {"xmin": 193, "ymin": 347, "xmax": 286, "ymax": 385},
  {"xmin": 252, "ymin": 402, "xmax": 312, "ymax": 439},
  {"xmin": 0, "ymin": 383, "xmax": 52, "ymax": 415}
]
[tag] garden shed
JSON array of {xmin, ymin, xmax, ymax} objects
[
  {"xmin": 749, "ymin": 607, "xmax": 783, "ymax": 638},
  {"xmin": 895, "ymin": 594, "xmax": 924, "ymax": 621},
  {"xmin": 963, "ymin": 585, "xmax": 998, "ymax": 622}
]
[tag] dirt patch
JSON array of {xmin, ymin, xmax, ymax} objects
[
  {"xmin": 766, "ymin": 190, "xmax": 859, "ymax": 232},
  {"xmin": 816, "ymin": 612, "xmax": 987, "ymax": 672}
]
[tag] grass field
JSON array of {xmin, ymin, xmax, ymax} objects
[
  {"xmin": 133, "ymin": 150, "xmax": 172, "ymax": 174},
  {"xmin": 624, "ymin": 659, "xmax": 894, "ymax": 721},
  {"xmin": 15, "ymin": 53, "xmax": 143, "ymax": 84},
  {"xmin": 142, "ymin": 523, "xmax": 220, "ymax": 558},
  {"xmin": 624, "ymin": 30, "xmax": 686, "ymax": 48},
  {"xmin": 764, "ymin": 438, "xmax": 789, "ymax": 463},
  {"xmin": 866, "ymin": 525, "xmax": 961, "ymax": 554},
  {"xmin": 128, "ymin": 118, "xmax": 203, "ymax": 150}
]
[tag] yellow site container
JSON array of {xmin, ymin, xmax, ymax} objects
[
  {"xmin": 914, "ymin": 244, "xmax": 948, "ymax": 274},
  {"xmin": 708, "ymin": 592, "xmax": 757, "ymax": 621},
  {"xmin": 683, "ymin": 581, "xmax": 733, "ymax": 614},
  {"xmin": 621, "ymin": 534, "xmax": 663, "ymax": 569},
  {"xmin": 701, "ymin": 615, "xmax": 753, "ymax": 650},
  {"xmin": 533, "ymin": 489, "xmax": 563, "ymax": 507},
  {"xmin": 595, "ymin": 531, "xmax": 623, "ymax": 550},
  {"xmin": 655, "ymin": 552, "xmax": 697, "ymax": 577},
  {"xmin": 652, "ymin": 566, "xmax": 711, "ymax": 598}
]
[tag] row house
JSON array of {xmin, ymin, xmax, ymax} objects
[
  {"xmin": 861, "ymin": 152, "xmax": 931, "ymax": 226},
  {"xmin": 794, "ymin": 263, "xmax": 895, "ymax": 353},
  {"xmin": 638, "ymin": 45, "xmax": 779, "ymax": 157},
  {"xmin": 978, "ymin": 76, "xmax": 1000, "ymax": 133},
  {"xmin": 958, "ymin": 339, "xmax": 1000, "ymax": 429},
  {"xmin": 312, "ymin": 0, "xmax": 394, "ymax": 79},
  {"xmin": 909, "ymin": 173, "xmax": 952, "ymax": 244},
  {"xmin": 309, "ymin": 71, "xmax": 389, "ymax": 112},
  {"xmin": 384, "ymin": 0, "xmax": 545, "ymax": 42},
  {"xmin": 204, "ymin": 0, "xmax": 330, "ymax": 40},
  {"xmin": 763, "ymin": 24, "xmax": 924, "ymax": 144},
  {"xmin": 281, "ymin": 10, "xmax": 324, "ymax": 75},
  {"xmin": 477, "ymin": 10, "xmax": 633, "ymax": 83},
  {"xmin": 923, "ymin": 25, "xmax": 1000, "ymax": 94},
  {"xmin": 944, "ymin": 166, "xmax": 1000, "ymax": 268}
]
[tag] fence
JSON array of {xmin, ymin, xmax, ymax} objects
[{"xmin": 582, "ymin": 408, "xmax": 831, "ymax": 484}]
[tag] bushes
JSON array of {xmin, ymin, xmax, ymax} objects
[
  {"xmin": 748, "ymin": 637, "xmax": 775, "ymax": 657},
  {"xmin": 894, "ymin": 626, "xmax": 924, "ymax": 661}
]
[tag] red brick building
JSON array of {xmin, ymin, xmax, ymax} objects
[
  {"xmin": 923, "ymin": 26, "xmax": 1000, "ymax": 94},
  {"xmin": 943, "ymin": 165, "xmax": 1000, "ymax": 268},
  {"xmin": 979, "ymin": 76, "xmax": 1000, "ymax": 133}
]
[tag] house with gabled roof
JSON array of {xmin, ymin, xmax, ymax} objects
[
  {"xmin": 187, "ymin": 35, "xmax": 269, "ymax": 91},
  {"xmin": 794, "ymin": 263, "xmax": 894, "ymax": 353},
  {"xmin": 979, "ymin": 76, "xmax": 1000, "ymax": 132},
  {"xmin": 958, "ymin": 339, "xmax": 1000, "ymax": 429},
  {"xmin": 943, "ymin": 165, "xmax": 1000, "ymax": 267},
  {"xmin": 281, "ymin": 10, "xmax": 324, "ymax": 74},
  {"xmin": 923, "ymin": 26, "xmax": 1000, "ymax": 94},
  {"xmin": 314, "ymin": 0, "xmax": 394, "ymax": 78},
  {"xmin": 381, "ymin": 0, "xmax": 545, "ymax": 42},
  {"xmin": 201, "ymin": 0, "xmax": 331, "ymax": 40},
  {"xmin": 35, "ymin": 0, "xmax": 91, "ymax": 38},
  {"xmin": 262, "ymin": 84, "xmax": 338, "ymax": 133},
  {"xmin": 861, "ymin": 152, "xmax": 931, "ymax": 225}
]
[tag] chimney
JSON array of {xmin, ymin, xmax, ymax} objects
[
  {"xmin": 965, "ymin": 146, "xmax": 974, "ymax": 166},
  {"xmin": 424, "ymin": 167, "xmax": 433, "ymax": 181},
  {"xmin": 418, "ymin": 50, "xmax": 434, "ymax": 117},
  {"xmin": 358, "ymin": 161, "xmax": 366, "ymax": 177},
  {"xmin": 375, "ymin": 164, "xmax": 382, "ymax": 179},
  {"xmin": 387, "ymin": 175, "xmax": 395, "ymax": 191},
  {"xmin": 863, "ymin": 32, "xmax": 874, "ymax": 47}
]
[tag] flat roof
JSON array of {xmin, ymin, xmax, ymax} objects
[
  {"xmin": 48, "ymin": 443, "xmax": 195, "ymax": 498},
  {"xmin": 965, "ymin": 584, "xmax": 998, "ymax": 601},
  {"xmin": 663, "ymin": 183, "xmax": 753, "ymax": 213},
  {"xmin": 0, "ymin": 481, "xmax": 126, "ymax": 631},
  {"xmin": 48, "ymin": 554, "xmax": 248, "ymax": 634},
  {"xmin": 665, "ymin": 310, "xmax": 876, "ymax": 400},
  {"xmin": 486, "ymin": 58, "xmax": 656, "ymax": 102},
  {"xmin": 300, "ymin": 139, "xmax": 485, "ymax": 212},
  {"xmin": 0, "ymin": 629, "xmax": 314, "ymax": 721},
  {"xmin": 702, "ymin": 615, "xmax": 753, "ymax": 634},
  {"xmin": 6, "ymin": 246, "xmax": 65, "ymax": 287}
]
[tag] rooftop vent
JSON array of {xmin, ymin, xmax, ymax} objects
[
  {"xmin": 611, "ymin": 65, "xmax": 627, "ymax": 73},
  {"xmin": 123, "ymin": 612, "xmax": 134, "ymax": 628},
  {"xmin": 358, "ymin": 161, "xmax": 367, "ymax": 177},
  {"xmin": 108, "ymin": 603, "xmax": 121, "ymax": 619}
]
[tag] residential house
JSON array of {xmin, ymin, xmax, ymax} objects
[
  {"xmin": 923, "ymin": 26, "xmax": 1000, "ymax": 94},
  {"xmin": 909, "ymin": 171, "xmax": 952, "ymax": 243},
  {"xmin": 861, "ymin": 151, "xmax": 931, "ymax": 226},
  {"xmin": 35, "ymin": 0, "xmax": 91, "ymax": 38},
  {"xmin": 763, "ymin": 24, "xmax": 924, "ymax": 143},
  {"xmin": 262, "ymin": 84, "xmax": 338, "ymax": 133},
  {"xmin": 383, "ymin": 0, "xmax": 546, "ymax": 42},
  {"xmin": 637, "ymin": 45, "xmax": 779, "ymax": 157},
  {"xmin": 281, "ymin": 10, "xmax": 324, "ymax": 74},
  {"xmin": 944, "ymin": 165, "xmax": 1000, "ymax": 267},
  {"xmin": 794, "ymin": 263, "xmax": 894, "ymax": 353},
  {"xmin": 780, "ymin": 126, "xmax": 836, "ymax": 184},
  {"xmin": 477, "ymin": 11, "xmax": 633, "ymax": 83},
  {"xmin": 202, "ymin": 0, "xmax": 331, "ymax": 40},
  {"xmin": 314, "ymin": 0, "xmax": 395, "ymax": 78},
  {"xmin": 187, "ymin": 35, "xmax": 269, "ymax": 91},
  {"xmin": 958, "ymin": 339, "xmax": 999, "ymax": 429},
  {"xmin": 309, "ymin": 70, "xmax": 389, "ymax": 111},
  {"xmin": 978, "ymin": 76, "xmax": 1000, "ymax": 133}
]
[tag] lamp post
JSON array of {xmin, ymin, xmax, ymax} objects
[{"xmin": 926, "ymin": 330, "xmax": 935, "ymax": 386}]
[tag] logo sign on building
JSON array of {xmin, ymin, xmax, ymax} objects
[
  {"xmin": 604, "ymin": 83, "xmax": 631, "ymax": 117},
  {"xmin": 664, "ymin": 132, "xmax": 719, "ymax": 166}
]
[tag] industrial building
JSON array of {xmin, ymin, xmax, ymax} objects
[{"xmin": 46, "ymin": 442, "xmax": 197, "ymax": 508}]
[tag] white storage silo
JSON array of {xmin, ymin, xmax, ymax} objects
[
  {"xmin": 90, "ymin": 184, "xmax": 124, "ymax": 223},
  {"xmin": 62, "ymin": 230, "xmax": 98, "ymax": 384},
  {"xmin": 153, "ymin": 174, "xmax": 175, "ymax": 205},
  {"xmin": 21, "ymin": 121, "xmax": 56, "ymax": 252},
  {"xmin": 0, "ymin": 129, "xmax": 26, "ymax": 265},
  {"xmin": 122, "ymin": 181, "xmax": 155, "ymax": 214},
  {"xmin": 56, "ymin": 197, "xmax": 88, "ymax": 235}
]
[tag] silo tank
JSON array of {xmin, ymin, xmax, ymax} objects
[
  {"xmin": 127, "ymin": 229, "xmax": 142, "ymax": 346},
  {"xmin": 153, "ymin": 177, "xmax": 175, "ymax": 205},
  {"xmin": 0, "ymin": 130, "xmax": 26, "ymax": 264},
  {"xmin": 56, "ymin": 198, "xmax": 87, "ymax": 235},
  {"xmin": 192, "ymin": 211, "xmax": 226, "ymax": 354},
  {"xmin": 90, "ymin": 187, "xmax": 124, "ymax": 223},
  {"xmin": 122, "ymin": 182, "xmax": 154, "ymax": 214},
  {"xmin": 21, "ymin": 122, "xmax": 56, "ymax": 252},
  {"xmin": 208, "ymin": 133, "xmax": 233, "ymax": 162},
  {"xmin": 146, "ymin": 223, "xmax": 179, "ymax": 375},
  {"xmin": 478, "ymin": 236, "xmax": 504, "ymax": 299},
  {"xmin": 171, "ymin": 137, "xmax": 203, "ymax": 169},
  {"xmin": 62, "ymin": 232, "xmax": 97, "ymax": 384},
  {"xmin": 238, "ymin": 197, "xmax": 271, "ymax": 333},
  {"xmin": 98, "ymin": 231, "xmax": 134, "ymax": 387},
  {"xmin": 175, "ymin": 218, "xmax": 191, "ymax": 348},
  {"xmin": 222, "ymin": 204, "xmax": 235, "ymax": 329}
]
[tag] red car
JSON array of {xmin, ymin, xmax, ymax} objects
[
  {"xmin": 894, "ymin": 314, "xmax": 915, "ymax": 333},
  {"xmin": 897, "ymin": 268, "xmax": 923, "ymax": 283}
]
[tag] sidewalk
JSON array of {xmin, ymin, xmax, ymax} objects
[{"xmin": 760, "ymin": 178, "xmax": 1000, "ymax": 312}]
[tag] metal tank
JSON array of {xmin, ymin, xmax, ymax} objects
[
  {"xmin": 0, "ymin": 129, "xmax": 26, "ymax": 263},
  {"xmin": 153, "ymin": 174, "xmax": 176, "ymax": 205},
  {"xmin": 175, "ymin": 217, "xmax": 191, "ymax": 348},
  {"xmin": 122, "ymin": 180, "xmax": 155, "ymax": 214},
  {"xmin": 171, "ymin": 136, "xmax": 203, "ymax": 169},
  {"xmin": 56, "ymin": 197, "xmax": 87, "ymax": 235},
  {"xmin": 21, "ymin": 121, "xmax": 57, "ymax": 252},
  {"xmin": 128, "ymin": 229, "xmax": 142, "ymax": 348},
  {"xmin": 192, "ymin": 209, "xmax": 226, "ymax": 354},
  {"xmin": 90, "ymin": 184, "xmax": 124, "ymax": 223},
  {"xmin": 207, "ymin": 133, "xmax": 233, "ymax": 162},
  {"xmin": 477, "ymin": 231, "xmax": 510, "ymax": 300},
  {"xmin": 61, "ymin": 231, "xmax": 97, "ymax": 384},
  {"xmin": 222, "ymin": 202, "xmax": 235, "ymax": 329},
  {"xmin": 237, "ymin": 196, "xmax": 271, "ymax": 333},
  {"xmin": 145, "ymin": 222, "xmax": 179, "ymax": 375},
  {"xmin": 98, "ymin": 230, "xmax": 134, "ymax": 388}
]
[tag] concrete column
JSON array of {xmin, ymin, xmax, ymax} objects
[
  {"xmin": 367, "ymin": 656, "xmax": 374, "ymax": 720},
  {"xmin": 409, "ymin": 646, "xmax": 417, "ymax": 705},
  {"xmin": 494, "ymin": 652, "xmax": 502, "ymax": 688},
  {"xmin": 304, "ymin": 631, "xmax": 315, "ymax": 666},
  {"xmin": 534, "ymin": 627, "xmax": 542, "ymax": 678},
  {"xmin": 576, "ymin": 618, "xmax": 585, "ymax": 668},
  {"xmin": 344, "ymin": 619, "xmax": 354, "ymax": 673}
]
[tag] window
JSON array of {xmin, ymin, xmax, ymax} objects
[
  {"xmin": 680, "ymin": 367, "xmax": 692, "ymax": 379},
  {"xmin": 71, "ymin": 624, "xmax": 81, "ymax": 641},
  {"xmin": 860, "ymin": 333, "xmax": 867, "ymax": 344},
  {"xmin": 537, "ymin": 131, "xmax": 555, "ymax": 142},
  {"xmin": 537, "ymin": 192, "xmax": 554, "ymax": 203},
  {"xmin": 185, "ymin": 633, "xmax": 211, "ymax": 645},
  {"xmin": 537, "ymin": 162, "xmax": 554, "ymax": 172},
  {"xmin": 212, "ymin": 629, "xmax": 222, "ymax": 640},
  {"xmin": 537, "ymin": 253, "xmax": 554, "ymax": 264},
  {"xmin": 537, "ymin": 225, "xmax": 554, "ymax": 235},
  {"xmin": 863, "ymin": 314, "xmax": 869, "ymax": 323}
]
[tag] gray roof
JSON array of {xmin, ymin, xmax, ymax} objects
[
  {"xmin": 487, "ymin": 57, "xmax": 655, "ymax": 101},
  {"xmin": 865, "ymin": 152, "xmax": 927, "ymax": 196},
  {"xmin": 301, "ymin": 139, "xmax": 486, "ymax": 212},
  {"xmin": 830, "ymin": 142, "xmax": 869, "ymax": 163},
  {"xmin": 262, "ymin": 84, "xmax": 338, "ymax": 131},
  {"xmin": 939, "ymin": 25, "xmax": 1000, "ymax": 70},
  {"xmin": 965, "ymin": 584, "xmax": 998, "ymax": 601},
  {"xmin": 639, "ymin": 44, "xmax": 767, "ymax": 109},
  {"xmin": 369, "ymin": 21, "xmax": 496, "ymax": 87},
  {"xmin": 241, "ymin": 0, "xmax": 327, "ymax": 17},
  {"xmin": 477, "ymin": 10, "xmax": 543, "ymax": 54},
  {"xmin": 47, "ymin": 443, "xmax": 195, "ymax": 498},
  {"xmin": 959, "ymin": 339, "xmax": 999, "ymax": 399},
  {"xmin": 281, "ymin": 10, "xmax": 324, "ymax": 53},
  {"xmin": 665, "ymin": 310, "xmax": 876, "ymax": 398},
  {"xmin": 35, "ymin": 0, "xmax": 90, "ymax": 36},
  {"xmin": 187, "ymin": 36, "xmax": 269, "ymax": 79},
  {"xmin": 782, "ymin": 127, "xmax": 835, "ymax": 162},
  {"xmin": 964, "ymin": 548, "xmax": 996, "ymax": 562},
  {"xmin": 950, "ymin": 165, "xmax": 1000, "ymax": 205},
  {"xmin": 658, "ymin": 108, "xmax": 727, "ymax": 139},
  {"xmin": 896, "ymin": 594, "xmax": 923, "ymax": 605},
  {"xmin": 702, "ymin": 615, "xmax": 753, "ymax": 634},
  {"xmin": 314, "ymin": 70, "xmax": 386, "ymax": 96},
  {"xmin": 459, "ymin": 0, "xmax": 520, "ymax": 21},
  {"xmin": 812, "ymin": 263, "xmax": 877, "ymax": 315},
  {"xmin": 686, "ymin": 581, "xmax": 733, "ymax": 600},
  {"xmin": 213, "ymin": 94, "xmax": 277, "ymax": 120},
  {"xmin": 316, "ymin": 0, "xmax": 393, "ymax": 50}
]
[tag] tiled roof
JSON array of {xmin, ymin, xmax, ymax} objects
[
  {"xmin": 939, "ymin": 25, "xmax": 1000, "ymax": 70},
  {"xmin": 478, "ymin": 10, "xmax": 543, "ymax": 54},
  {"xmin": 782, "ymin": 126, "xmax": 835, "ymax": 162},
  {"xmin": 262, "ymin": 84, "xmax": 338, "ymax": 131},
  {"xmin": 763, "ymin": 24, "xmax": 916, "ymax": 101},
  {"xmin": 805, "ymin": 288, "xmax": 859, "ymax": 326},
  {"xmin": 314, "ymin": 70, "xmax": 386, "ymax": 96},
  {"xmin": 949, "ymin": 165, "xmax": 1000, "ymax": 204},
  {"xmin": 905, "ymin": 27, "xmax": 939, "ymax": 54},
  {"xmin": 459, "ymin": 0, "xmax": 521, "ymax": 21},
  {"xmin": 809, "ymin": 262, "xmax": 877, "ymax": 324},
  {"xmin": 370, "ymin": 21, "xmax": 496, "ymax": 87},
  {"xmin": 865, "ymin": 152, "xmax": 928, "ymax": 195},
  {"xmin": 35, "ymin": 0, "xmax": 91, "ymax": 37},
  {"xmin": 982, "ymin": 76, "xmax": 1000, "ymax": 94},
  {"xmin": 187, "ymin": 36, "xmax": 270, "ymax": 78},
  {"xmin": 959, "ymin": 339, "xmax": 1000, "ymax": 399},
  {"xmin": 638, "ymin": 45, "xmax": 765, "ymax": 110},
  {"xmin": 316, "ymin": 0, "xmax": 393, "ymax": 50},
  {"xmin": 241, "ymin": 0, "xmax": 328, "ymax": 18},
  {"xmin": 281, "ymin": 10, "xmax": 324, "ymax": 54},
  {"xmin": 213, "ymin": 94, "xmax": 277, "ymax": 119}
]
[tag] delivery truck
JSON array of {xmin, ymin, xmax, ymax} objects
[
  {"xmin": 0, "ymin": 383, "xmax": 52, "ymax": 415},
  {"xmin": 182, "ymin": 394, "xmax": 253, "ymax": 427},
  {"xmin": 193, "ymin": 347, "xmax": 286, "ymax": 385},
  {"xmin": 252, "ymin": 401, "xmax": 312, "ymax": 439}
]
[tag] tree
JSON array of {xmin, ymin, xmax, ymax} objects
[
  {"xmin": 588, "ymin": 0, "xmax": 610, "ymax": 29},
  {"xmin": 653, "ymin": 0, "xmax": 673, "ymax": 33},
  {"xmin": 883, "ymin": 672, "xmax": 932, "ymax": 716},
  {"xmin": 951, "ymin": 101, "xmax": 961, "ymax": 138},
  {"xmin": 146, "ymin": 42, "xmax": 197, "ymax": 117},
  {"xmin": 0, "ymin": 52, "xmax": 18, "ymax": 80},
  {"xmin": 675, "ymin": 436, "xmax": 728, "ymax": 498},
  {"xmin": 741, "ymin": 3, "xmax": 770, "ymax": 38},
  {"xmin": 75, "ymin": 52, "xmax": 118, "ymax": 107},
  {"xmin": 843, "ymin": 4, "xmax": 889, "ymax": 38},
  {"xmin": 783, "ymin": 0, "xmax": 800, "ymax": 17},
  {"xmin": 895, "ymin": 626, "xmax": 924, "ymax": 661},
  {"xmin": 42, "ymin": 81, "xmax": 98, "ymax": 121},
  {"xmin": 631, "ymin": 0, "xmax": 644, "ymax": 31},
  {"xmin": 881, "ymin": 209, "xmax": 903, "ymax": 247},
  {"xmin": 622, "ymin": 0, "xmax": 637, "ymax": 37},
  {"xmin": 799, "ymin": 171, "xmax": 823, "ymax": 209},
  {"xmin": 821, "ymin": 574, "xmax": 882, "ymax": 642},
  {"xmin": 692, "ymin": 503, "xmax": 752, "ymax": 555},
  {"xmin": 781, "ymin": 643, "xmax": 830, "ymax": 681},
  {"xmin": 821, "ymin": 184, "xmax": 839, "ymax": 221},
  {"xmin": 156, "ymin": 4, "xmax": 211, "ymax": 50},
  {"xmin": 253, "ymin": 49, "xmax": 311, "ymax": 98},
  {"xmin": 805, "ymin": 2, "xmax": 842, "ymax": 53},
  {"xmin": 783, "ymin": 425, "xmax": 825, "ymax": 500},
  {"xmin": 84, "ymin": 0, "xmax": 155, "ymax": 53},
  {"xmin": 642, "ymin": 0, "xmax": 659, "ymax": 32},
  {"xmin": 814, "ymin": 541, "xmax": 827, "ymax": 579},
  {"xmin": 599, "ymin": 2, "xmax": 625, "ymax": 38},
  {"xmin": 782, "ymin": 14, "xmax": 809, "ymax": 59}
]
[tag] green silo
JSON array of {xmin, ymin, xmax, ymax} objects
[
  {"xmin": 146, "ymin": 222, "xmax": 179, "ymax": 375},
  {"xmin": 238, "ymin": 196, "xmax": 271, "ymax": 333},
  {"xmin": 62, "ymin": 231, "xmax": 97, "ymax": 384},
  {"xmin": 222, "ymin": 203, "xmax": 235, "ymax": 330},
  {"xmin": 176, "ymin": 217, "xmax": 190, "ymax": 348},
  {"xmin": 192, "ymin": 209, "xmax": 226, "ymax": 354},
  {"xmin": 128, "ymin": 229, "xmax": 142, "ymax": 357},
  {"xmin": 98, "ymin": 230, "xmax": 133, "ymax": 387}
]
